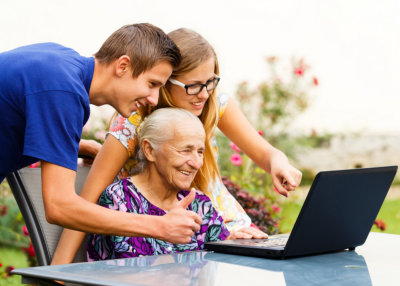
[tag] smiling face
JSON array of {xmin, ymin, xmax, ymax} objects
[
  {"xmin": 114, "ymin": 60, "xmax": 173, "ymax": 118},
  {"xmin": 151, "ymin": 120, "xmax": 205, "ymax": 191},
  {"xmin": 167, "ymin": 57, "xmax": 216, "ymax": 117}
]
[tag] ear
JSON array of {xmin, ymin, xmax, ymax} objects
[
  {"xmin": 115, "ymin": 55, "xmax": 131, "ymax": 77},
  {"xmin": 142, "ymin": 139, "xmax": 156, "ymax": 163}
]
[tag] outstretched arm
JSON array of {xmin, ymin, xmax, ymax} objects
[
  {"xmin": 217, "ymin": 97, "xmax": 302, "ymax": 197},
  {"xmin": 51, "ymin": 135, "xmax": 128, "ymax": 264}
]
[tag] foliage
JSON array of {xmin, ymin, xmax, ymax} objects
[
  {"xmin": 0, "ymin": 179, "xmax": 37, "ymax": 282},
  {"xmin": 223, "ymin": 177, "xmax": 280, "ymax": 234},
  {"xmin": 218, "ymin": 56, "xmax": 323, "ymax": 199}
]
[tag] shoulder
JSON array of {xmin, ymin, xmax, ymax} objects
[
  {"xmin": 8, "ymin": 43, "xmax": 94, "ymax": 96},
  {"xmin": 109, "ymin": 112, "xmax": 142, "ymax": 133}
]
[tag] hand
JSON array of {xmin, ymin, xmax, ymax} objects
[
  {"xmin": 78, "ymin": 139, "xmax": 102, "ymax": 165},
  {"xmin": 227, "ymin": 226, "xmax": 268, "ymax": 239},
  {"xmin": 270, "ymin": 151, "xmax": 302, "ymax": 197},
  {"xmin": 158, "ymin": 188, "xmax": 202, "ymax": 244}
]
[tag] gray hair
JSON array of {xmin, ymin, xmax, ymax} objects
[{"xmin": 135, "ymin": 108, "xmax": 204, "ymax": 172}]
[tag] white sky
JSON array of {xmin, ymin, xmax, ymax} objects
[{"xmin": 1, "ymin": 0, "xmax": 399, "ymax": 134}]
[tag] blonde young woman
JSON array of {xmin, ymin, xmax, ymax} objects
[{"xmin": 52, "ymin": 28, "xmax": 302, "ymax": 265}]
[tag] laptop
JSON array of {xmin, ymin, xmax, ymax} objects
[{"xmin": 205, "ymin": 166, "xmax": 398, "ymax": 259}]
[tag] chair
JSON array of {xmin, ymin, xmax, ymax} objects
[{"xmin": 6, "ymin": 166, "xmax": 90, "ymax": 266}]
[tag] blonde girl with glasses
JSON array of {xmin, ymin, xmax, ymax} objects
[{"xmin": 52, "ymin": 28, "xmax": 302, "ymax": 265}]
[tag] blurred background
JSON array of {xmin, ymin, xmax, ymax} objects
[{"xmin": 1, "ymin": 0, "xmax": 400, "ymax": 172}]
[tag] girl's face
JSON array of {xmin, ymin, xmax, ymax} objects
[{"xmin": 168, "ymin": 57, "xmax": 216, "ymax": 117}]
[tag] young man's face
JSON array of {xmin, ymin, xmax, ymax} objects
[{"xmin": 115, "ymin": 61, "xmax": 173, "ymax": 117}]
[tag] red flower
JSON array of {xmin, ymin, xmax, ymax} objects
[
  {"xmin": 230, "ymin": 153, "xmax": 243, "ymax": 166},
  {"xmin": 5, "ymin": 266, "xmax": 15, "ymax": 276},
  {"xmin": 271, "ymin": 204, "xmax": 282, "ymax": 213},
  {"xmin": 22, "ymin": 225, "xmax": 29, "ymax": 236},
  {"xmin": 258, "ymin": 130, "xmax": 263, "ymax": 136},
  {"xmin": 22, "ymin": 243, "xmax": 35, "ymax": 258},
  {"xmin": 1, "ymin": 205, "xmax": 7, "ymax": 216},
  {"xmin": 313, "ymin": 76, "xmax": 319, "ymax": 86},
  {"xmin": 229, "ymin": 142, "xmax": 240, "ymax": 152},
  {"xmin": 374, "ymin": 219, "xmax": 386, "ymax": 231},
  {"xmin": 0, "ymin": 262, "xmax": 2, "ymax": 267}
]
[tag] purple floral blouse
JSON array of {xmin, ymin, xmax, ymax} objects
[{"xmin": 87, "ymin": 178, "xmax": 230, "ymax": 261}]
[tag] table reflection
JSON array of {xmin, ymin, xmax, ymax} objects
[{"xmin": 205, "ymin": 250, "xmax": 372, "ymax": 286}]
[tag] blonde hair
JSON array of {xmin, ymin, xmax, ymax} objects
[
  {"xmin": 110, "ymin": 28, "xmax": 220, "ymax": 195},
  {"xmin": 157, "ymin": 28, "xmax": 220, "ymax": 196}
]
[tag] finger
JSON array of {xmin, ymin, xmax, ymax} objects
[
  {"xmin": 176, "ymin": 188, "xmax": 196, "ymax": 209},
  {"xmin": 228, "ymin": 231, "xmax": 252, "ymax": 239},
  {"xmin": 188, "ymin": 212, "xmax": 203, "ymax": 226}
]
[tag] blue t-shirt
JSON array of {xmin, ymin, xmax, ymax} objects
[{"xmin": 0, "ymin": 43, "xmax": 94, "ymax": 181}]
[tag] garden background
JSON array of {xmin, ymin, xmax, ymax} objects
[{"xmin": 1, "ymin": 0, "xmax": 400, "ymax": 284}]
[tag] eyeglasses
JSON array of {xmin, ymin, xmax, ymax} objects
[{"xmin": 169, "ymin": 75, "xmax": 220, "ymax": 95}]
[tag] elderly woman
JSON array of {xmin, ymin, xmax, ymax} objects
[{"xmin": 87, "ymin": 108, "xmax": 230, "ymax": 261}]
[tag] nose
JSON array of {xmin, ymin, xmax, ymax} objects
[
  {"xmin": 187, "ymin": 153, "xmax": 203, "ymax": 170},
  {"xmin": 197, "ymin": 86, "xmax": 210, "ymax": 100},
  {"xmin": 146, "ymin": 90, "xmax": 159, "ymax": 106}
]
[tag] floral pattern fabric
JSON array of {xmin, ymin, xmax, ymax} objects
[
  {"xmin": 108, "ymin": 93, "xmax": 251, "ymax": 232},
  {"xmin": 87, "ymin": 178, "xmax": 230, "ymax": 261}
]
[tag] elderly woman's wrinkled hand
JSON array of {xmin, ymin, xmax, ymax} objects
[
  {"xmin": 227, "ymin": 226, "xmax": 268, "ymax": 239},
  {"xmin": 159, "ymin": 189, "xmax": 203, "ymax": 244}
]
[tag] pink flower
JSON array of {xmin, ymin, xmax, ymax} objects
[
  {"xmin": 29, "ymin": 162, "xmax": 40, "ymax": 168},
  {"xmin": 313, "ymin": 76, "xmax": 319, "ymax": 86},
  {"xmin": 22, "ymin": 225, "xmax": 29, "ymax": 236},
  {"xmin": 230, "ymin": 153, "xmax": 243, "ymax": 166},
  {"xmin": 229, "ymin": 142, "xmax": 240, "ymax": 152},
  {"xmin": 294, "ymin": 68, "xmax": 304, "ymax": 76},
  {"xmin": 271, "ymin": 204, "xmax": 282, "ymax": 213},
  {"xmin": 258, "ymin": 130, "xmax": 263, "ymax": 136}
]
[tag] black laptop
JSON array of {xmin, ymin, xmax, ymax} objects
[{"xmin": 205, "ymin": 166, "xmax": 398, "ymax": 259}]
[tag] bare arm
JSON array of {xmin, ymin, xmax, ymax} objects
[
  {"xmin": 51, "ymin": 136, "xmax": 202, "ymax": 265},
  {"xmin": 217, "ymin": 97, "xmax": 302, "ymax": 196},
  {"xmin": 52, "ymin": 135, "xmax": 128, "ymax": 264}
]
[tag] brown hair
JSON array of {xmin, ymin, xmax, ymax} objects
[
  {"xmin": 95, "ymin": 23, "xmax": 181, "ymax": 77},
  {"xmin": 156, "ymin": 28, "xmax": 220, "ymax": 196}
]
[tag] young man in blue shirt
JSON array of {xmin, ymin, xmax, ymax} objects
[{"xmin": 0, "ymin": 23, "xmax": 202, "ymax": 248}]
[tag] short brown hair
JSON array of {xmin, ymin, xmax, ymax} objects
[{"xmin": 95, "ymin": 23, "xmax": 181, "ymax": 77}]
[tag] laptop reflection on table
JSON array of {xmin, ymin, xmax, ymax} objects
[{"xmin": 205, "ymin": 250, "xmax": 372, "ymax": 286}]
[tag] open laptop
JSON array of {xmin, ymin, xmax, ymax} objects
[{"xmin": 205, "ymin": 166, "xmax": 398, "ymax": 259}]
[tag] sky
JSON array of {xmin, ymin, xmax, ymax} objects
[{"xmin": 1, "ymin": 0, "xmax": 399, "ymax": 134}]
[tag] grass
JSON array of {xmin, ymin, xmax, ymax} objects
[
  {"xmin": 278, "ymin": 196, "xmax": 400, "ymax": 235},
  {"xmin": 0, "ymin": 247, "xmax": 29, "ymax": 286}
]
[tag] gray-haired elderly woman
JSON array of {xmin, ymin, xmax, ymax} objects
[{"xmin": 87, "ymin": 108, "xmax": 230, "ymax": 260}]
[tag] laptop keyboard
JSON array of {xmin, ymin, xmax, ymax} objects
[
  {"xmin": 228, "ymin": 236, "xmax": 288, "ymax": 248},
  {"xmin": 254, "ymin": 238, "xmax": 288, "ymax": 247}
]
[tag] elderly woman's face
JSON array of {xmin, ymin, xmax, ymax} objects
[{"xmin": 153, "ymin": 121, "xmax": 205, "ymax": 190}]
